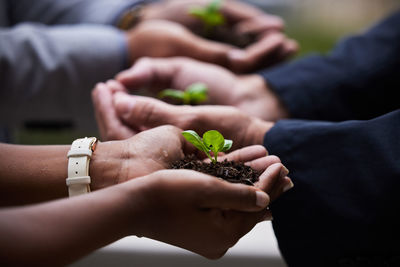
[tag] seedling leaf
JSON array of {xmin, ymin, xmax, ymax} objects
[
  {"xmin": 159, "ymin": 83, "xmax": 208, "ymax": 104},
  {"xmin": 158, "ymin": 89, "xmax": 185, "ymax": 101},
  {"xmin": 208, "ymin": 0, "xmax": 222, "ymax": 12},
  {"xmin": 189, "ymin": 0, "xmax": 225, "ymax": 31},
  {"xmin": 203, "ymin": 130, "xmax": 225, "ymax": 162},
  {"xmin": 182, "ymin": 130, "xmax": 232, "ymax": 163},
  {"xmin": 182, "ymin": 130, "xmax": 209, "ymax": 153},
  {"xmin": 186, "ymin": 83, "xmax": 208, "ymax": 103},
  {"xmin": 221, "ymin": 139, "xmax": 233, "ymax": 152}
]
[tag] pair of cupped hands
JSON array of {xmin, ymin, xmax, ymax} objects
[
  {"xmin": 127, "ymin": 0, "xmax": 297, "ymax": 73},
  {"xmin": 90, "ymin": 0, "xmax": 294, "ymax": 259},
  {"xmin": 90, "ymin": 57, "xmax": 293, "ymax": 259}
]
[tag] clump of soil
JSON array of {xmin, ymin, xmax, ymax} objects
[
  {"xmin": 170, "ymin": 154, "xmax": 260, "ymax": 185},
  {"xmin": 208, "ymin": 26, "xmax": 257, "ymax": 48},
  {"xmin": 194, "ymin": 26, "xmax": 257, "ymax": 49}
]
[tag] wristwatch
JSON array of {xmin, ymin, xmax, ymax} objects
[
  {"xmin": 117, "ymin": 4, "xmax": 145, "ymax": 30},
  {"xmin": 66, "ymin": 137, "xmax": 98, "ymax": 197}
]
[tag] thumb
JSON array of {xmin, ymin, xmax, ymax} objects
[
  {"xmin": 200, "ymin": 180, "xmax": 270, "ymax": 212},
  {"xmin": 116, "ymin": 57, "xmax": 180, "ymax": 91},
  {"xmin": 113, "ymin": 93, "xmax": 183, "ymax": 130},
  {"xmin": 187, "ymin": 36, "xmax": 233, "ymax": 68}
]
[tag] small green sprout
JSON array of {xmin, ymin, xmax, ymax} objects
[
  {"xmin": 182, "ymin": 130, "xmax": 232, "ymax": 163},
  {"xmin": 189, "ymin": 0, "xmax": 225, "ymax": 32},
  {"xmin": 158, "ymin": 83, "xmax": 208, "ymax": 105}
]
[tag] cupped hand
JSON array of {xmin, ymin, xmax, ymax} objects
[
  {"xmin": 111, "ymin": 93, "xmax": 273, "ymax": 150},
  {"xmin": 116, "ymin": 57, "xmax": 289, "ymax": 121},
  {"xmin": 140, "ymin": 0, "xmax": 298, "ymax": 72},
  {"xmin": 89, "ymin": 124, "xmax": 194, "ymax": 190},
  {"xmin": 128, "ymin": 154, "xmax": 292, "ymax": 259},
  {"xmin": 126, "ymin": 20, "xmax": 233, "ymax": 68}
]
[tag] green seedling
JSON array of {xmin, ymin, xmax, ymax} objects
[
  {"xmin": 158, "ymin": 83, "xmax": 208, "ymax": 105},
  {"xmin": 182, "ymin": 130, "xmax": 232, "ymax": 163},
  {"xmin": 189, "ymin": 0, "xmax": 225, "ymax": 32}
]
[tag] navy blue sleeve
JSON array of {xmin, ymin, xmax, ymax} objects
[
  {"xmin": 259, "ymin": 10, "xmax": 400, "ymax": 122},
  {"xmin": 264, "ymin": 111, "xmax": 400, "ymax": 266}
]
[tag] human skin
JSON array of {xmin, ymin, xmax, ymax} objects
[
  {"xmin": 0, "ymin": 165, "xmax": 290, "ymax": 266},
  {"xmin": 0, "ymin": 130, "xmax": 292, "ymax": 265},
  {"xmin": 92, "ymin": 81, "xmax": 280, "ymax": 151},
  {"xmin": 115, "ymin": 57, "xmax": 289, "ymax": 122},
  {"xmin": 124, "ymin": 0, "xmax": 298, "ymax": 72}
]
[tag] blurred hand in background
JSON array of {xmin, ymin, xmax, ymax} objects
[
  {"xmin": 115, "ymin": 57, "xmax": 289, "ymax": 121},
  {"xmin": 126, "ymin": 0, "xmax": 297, "ymax": 72}
]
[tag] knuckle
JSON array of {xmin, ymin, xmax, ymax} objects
[
  {"xmin": 238, "ymin": 186, "xmax": 255, "ymax": 204},
  {"xmin": 174, "ymin": 106, "xmax": 197, "ymax": 130},
  {"xmin": 267, "ymin": 155, "xmax": 281, "ymax": 164}
]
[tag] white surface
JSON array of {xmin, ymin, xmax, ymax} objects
[{"xmin": 71, "ymin": 221, "xmax": 286, "ymax": 267}]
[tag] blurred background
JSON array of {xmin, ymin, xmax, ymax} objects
[{"xmin": 14, "ymin": 0, "xmax": 399, "ymax": 145}]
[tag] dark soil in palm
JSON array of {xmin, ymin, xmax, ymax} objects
[
  {"xmin": 210, "ymin": 26, "xmax": 257, "ymax": 48},
  {"xmin": 195, "ymin": 26, "xmax": 256, "ymax": 48},
  {"xmin": 170, "ymin": 155, "xmax": 260, "ymax": 185}
]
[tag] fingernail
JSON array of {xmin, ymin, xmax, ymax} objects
[
  {"xmin": 114, "ymin": 94, "xmax": 135, "ymax": 117},
  {"xmin": 263, "ymin": 213, "xmax": 273, "ymax": 221},
  {"xmin": 116, "ymin": 70, "xmax": 129, "ymax": 81},
  {"xmin": 228, "ymin": 49, "xmax": 245, "ymax": 61},
  {"xmin": 256, "ymin": 191, "xmax": 269, "ymax": 208},
  {"xmin": 280, "ymin": 166, "xmax": 289, "ymax": 177},
  {"xmin": 283, "ymin": 180, "xmax": 294, "ymax": 193}
]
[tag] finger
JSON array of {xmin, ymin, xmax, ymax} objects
[
  {"xmin": 262, "ymin": 39, "xmax": 299, "ymax": 67},
  {"xmin": 218, "ymin": 145, "xmax": 268, "ymax": 163},
  {"xmin": 283, "ymin": 39, "xmax": 299, "ymax": 57},
  {"xmin": 105, "ymin": 79, "xmax": 128, "ymax": 93},
  {"xmin": 269, "ymin": 176, "xmax": 294, "ymax": 202},
  {"xmin": 113, "ymin": 93, "xmax": 184, "ymax": 130},
  {"xmin": 228, "ymin": 32, "xmax": 285, "ymax": 72},
  {"xmin": 255, "ymin": 163, "xmax": 285, "ymax": 194},
  {"xmin": 116, "ymin": 57, "xmax": 179, "ymax": 91},
  {"xmin": 235, "ymin": 16, "xmax": 284, "ymax": 35},
  {"xmin": 199, "ymin": 179, "xmax": 270, "ymax": 212},
  {"xmin": 91, "ymin": 83, "xmax": 136, "ymax": 141},
  {"xmin": 244, "ymin": 155, "xmax": 281, "ymax": 172},
  {"xmin": 185, "ymin": 36, "xmax": 233, "ymax": 68},
  {"xmin": 222, "ymin": 1, "xmax": 283, "ymax": 29}
]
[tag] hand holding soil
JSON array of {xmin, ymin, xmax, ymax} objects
[
  {"xmin": 139, "ymin": 0, "xmax": 298, "ymax": 72},
  {"xmin": 116, "ymin": 57, "xmax": 289, "ymax": 121}
]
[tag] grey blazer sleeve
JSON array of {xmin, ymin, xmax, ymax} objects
[
  {"xmin": 0, "ymin": 23, "xmax": 126, "ymax": 127},
  {"xmin": 7, "ymin": 0, "xmax": 144, "ymax": 26}
]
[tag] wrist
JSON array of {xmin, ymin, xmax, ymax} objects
[
  {"xmin": 89, "ymin": 141, "xmax": 126, "ymax": 191},
  {"xmin": 263, "ymin": 79, "xmax": 290, "ymax": 120},
  {"xmin": 247, "ymin": 118, "xmax": 275, "ymax": 146},
  {"xmin": 118, "ymin": 173, "xmax": 160, "ymax": 237},
  {"xmin": 139, "ymin": 3, "xmax": 160, "ymax": 22},
  {"xmin": 236, "ymin": 74, "xmax": 289, "ymax": 121}
]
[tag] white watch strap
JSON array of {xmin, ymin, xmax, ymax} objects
[{"xmin": 66, "ymin": 137, "xmax": 97, "ymax": 197}]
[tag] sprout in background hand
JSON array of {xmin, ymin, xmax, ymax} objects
[
  {"xmin": 189, "ymin": 0, "xmax": 225, "ymax": 32},
  {"xmin": 182, "ymin": 130, "xmax": 232, "ymax": 163},
  {"xmin": 158, "ymin": 83, "xmax": 208, "ymax": 105}
]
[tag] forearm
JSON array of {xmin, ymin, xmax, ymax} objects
[
  {"xmin": 259, "ymin": 11, "xmax": 400, "ymax": 121},
  {"xmin": 0, "ymin": 141, "xmax": 121, "ymax": 206},
  {"xmin": 8, "ymin": 0, "xmax": 145, "ymax": 25},
  {"xmin": 0, "ymin": 180, "xmax": 143, "ymax": 266},
  {"xmin": 0, "ymin": 24, "xmax": 125, "ymax": 125},
  {"xmin": 0, "ymin": 144, "xmax": 69, "ymax": 205}
]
